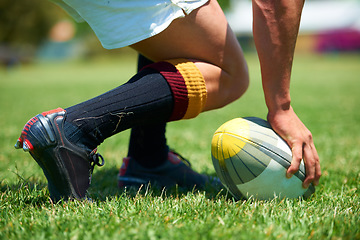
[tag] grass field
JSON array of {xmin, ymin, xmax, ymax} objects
[{"xmin": 0, "ymin": 51, "xmax": 359, "ymax": 239}]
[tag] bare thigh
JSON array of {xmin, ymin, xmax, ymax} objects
[{"xmin": 131, "ymin": 0, "xmax": 249, "ymax": 110}]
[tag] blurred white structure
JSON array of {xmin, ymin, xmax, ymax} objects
[
  {"xmin": 226, "ymin": 0, "xmax": 360, "ymax": 35},
  {"xmin": 300, "ymin": 0, "xmax": 360, "ymax": 33}
]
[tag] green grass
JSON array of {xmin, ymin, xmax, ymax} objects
[{"xmin": 0, "ymin": 52, "xmax": 359, "ymax": 239}]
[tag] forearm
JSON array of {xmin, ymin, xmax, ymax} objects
[
  {"xmin": 251, "ymin": 0, "xmax": 321, "ymax": 187},
  {"xmin": 252, "ymin": 0, "xmax": 304, "ymax": 113}
]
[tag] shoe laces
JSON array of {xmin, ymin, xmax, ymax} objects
[
  {"xmin": 169, "ymin": 149, "xmax": 191, "ymax": 168},
  {"xmin": 89, "ymin": 148, "xmax": 105, "ymax": 175}
]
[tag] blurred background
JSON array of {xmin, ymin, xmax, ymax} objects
[{"xmin": 0, "ymin": 0, "xmax": 360, "ymax": 67}]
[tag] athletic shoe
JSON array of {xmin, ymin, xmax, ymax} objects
[
  {"xmin": 15, "ymin": 108, "xmax": 104, "ymax": 202},
  {"xmin": 118, "ymin": 150, "xmax": 222, "ymax": 190}
]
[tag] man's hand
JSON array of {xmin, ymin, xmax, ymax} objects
[{"xmin": 267, "ymin": 107, "xmax": 321, "ymax": 188}]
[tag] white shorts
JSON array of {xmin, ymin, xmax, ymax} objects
[{"xmin": 50, "ymin": 0, "xmax": 209, "ymax": 49}]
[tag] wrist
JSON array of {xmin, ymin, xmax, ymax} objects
[
  {"xmin": 267, "ymin": 105, "xmax": 295, "ymax": 130},
  {"xmin": 265, "ymin": 94, "xmax": 291, "ymax": 114}
]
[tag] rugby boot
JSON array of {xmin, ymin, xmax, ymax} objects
[
  {"xmin": 118, "ymin": 150, "xmax": 222, "ymax": 190},
  {"xmin": 15, "ymin": 108, "xmax": 104, "ymax": 202}
]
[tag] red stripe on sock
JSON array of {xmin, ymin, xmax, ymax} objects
[{"xmin": 145, "ymin": 62, "xmax": 188, "ymax": 121}]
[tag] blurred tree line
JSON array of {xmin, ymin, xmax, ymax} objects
[
  {"xmin": 0, "ymin": 0, "xmax": 67, "ymax": 47},
  {"xmin": 0, "ymin": 0, "xmax": 230, "ymax": 62}
]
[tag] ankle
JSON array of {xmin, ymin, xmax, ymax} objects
[{"xmin": 63, "ymin": 120, "xmax": 98, "ymax": 151}]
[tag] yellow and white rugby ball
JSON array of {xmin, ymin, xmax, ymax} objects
[{"xmin": 211, "ymin": 117, "xmax": 315, "ymax": 200}]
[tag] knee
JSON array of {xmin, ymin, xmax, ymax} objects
[{"xmin": 198, "ymin": 58, "xmax": 250, "ymax": 111}]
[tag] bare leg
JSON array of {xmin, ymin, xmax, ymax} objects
[{"xmin": 131, "ymin": 0, "xmax": 249, "ymax": 111}]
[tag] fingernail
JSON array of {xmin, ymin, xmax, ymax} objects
[
  {"xmin": 286, "ymin": 172, "xmax": 293, "ymax": 179},
  {"xmin": 303, "ymin": 183, "xmax": 309, "ymax": 189}
]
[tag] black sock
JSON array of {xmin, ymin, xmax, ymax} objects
[
  {"xmin": 128, "ymin": 122, "xmax": 169, "ymax": 168},
  {"xmin": 127, "ymin": 55, "xmax": 169, "ymax": 168},
  {"xmin": 64, "ymin": 67, "xmax": 173, "ymax": 150},
  {"xmin": 63, "ymin": 58, "xmax": 207, "ymax": 153}
]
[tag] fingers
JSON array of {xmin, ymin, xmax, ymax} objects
[
  {"xmin": 311, "ymin": 142, "xmax": 321, "ymax": 186},
  {"xmin": 286, "ymin": 143, "xmax": 302, "ymax": 178},
  {"xmin": 287, "ymin": 139, "xmax": 321, "ymax": 189},
  {"xmin": 302, "ymin": 143, "xmax": 315, "ymax": 188},
  {"xmin": 267, "ymin": 107, "xmax": 321, "ymax": 190}
]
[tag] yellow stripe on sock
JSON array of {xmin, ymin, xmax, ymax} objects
[{"xmin": 166, "ymin": 59, "xmax": 207, "ymax": 119}]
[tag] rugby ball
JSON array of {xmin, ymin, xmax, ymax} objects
[{"xmin": 211, "ymin": 117, "xmax": 315, "ymax": 200}]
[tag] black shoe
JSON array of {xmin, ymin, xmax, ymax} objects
[
  {"xmin": 15, "ymin": 108, "xmax": 104, "ymax": 201},
  {"xmin": 118, "ymin": 150, "xmax": 222, "ymax": 190}
]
